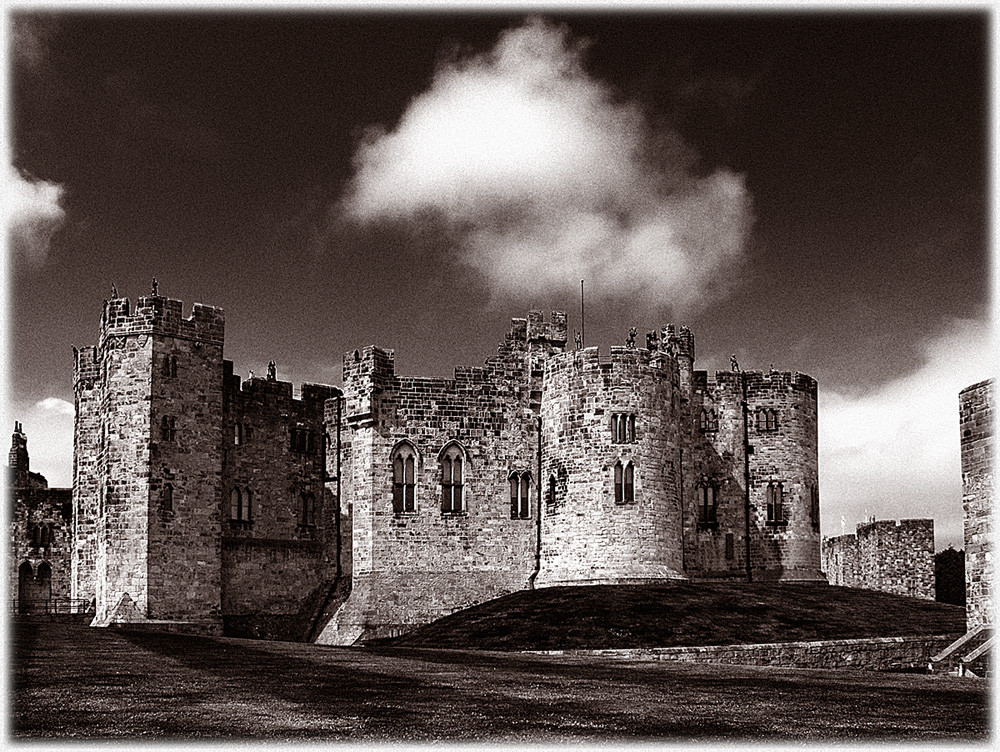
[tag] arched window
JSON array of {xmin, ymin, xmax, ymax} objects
[
  {"xmin": 698, "ymin": 483, "xmax": 717, "ymax": 527},
  {"xmin": 628, "ymin": 414, "xmax": 636, "ymax": 443},
  {"xmin": 301, "ymin": 492, "xmax": 315, "ymax": 527},
  {"xmin": 756, "ymin": 408, "xmax": 778, "ymax": 432},
  {"xmin": 162, "ymin": 355, "xmax": 172, "ymax": 377},
  {"xmin": 766, "ymin": 481, "xmax": 785, "ymax": 524},
  {"xmin": 614, "ymin": 460, "xmax": 623, "ymax": 504},
  {"xmin": 440, "ymin": 443, "xmax": 465, "ymax": 513},
  {"xmin": 392, "ymin": 442, "xmax": 417, "ymax": 513},
  {"xmin": 230, "ymin": 487, "xmax": 252, "ymax": 522},
  {"xmin": 170, "ymin": 356, "xmax": 178, "ymax": 378},
  {"xmin": 700, "ymin": 408, "xmax": 718, "ymax": 432},
  {"xmin": 162, "ymin": 483, "xmax": 173, "ymax": 512},
  {"xmin": 509, "ymin": 471, "xmax": 531, "ymax": 519},
  {"xmin": 547, "ymin": 474, "xmax": 557, "ymax": 509},
  {"xmin": 624, "ymin": 461, "xmax": 635, "ymax": 503}
]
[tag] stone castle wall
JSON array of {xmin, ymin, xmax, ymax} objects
[
  {"xmin": 536, "ymin": 346, "xmax": 685, "ymax": 585},
  {"xmin": 9, "ymin": 424, "xmax": 74, "ymax": 610},
  {"xmin": 72, "ymin": 292, "xmax": 826, "ymax": 643},
  {"xmin": 961, "ymin": 379, "xmax": 993, "ymax": 628},
  {"xmin": 219, "ymin": 368, "xmax": 337, "ymax": 616},
  {"xmin": 821, "ymin": 519, "xmax": 935, "ymax": 599},
  {"xmin": 323, "ymin": 314, "xmax": 565, "ymax": 641}
]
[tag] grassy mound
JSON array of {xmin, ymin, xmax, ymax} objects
[{"xmin": 383, "ymin": 583, "xmax": 965, "ymax": 651}]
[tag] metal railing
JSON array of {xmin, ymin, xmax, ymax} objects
[{"xmin": 11, "ymin": 597, "xmax": 94, "ymax": 616}]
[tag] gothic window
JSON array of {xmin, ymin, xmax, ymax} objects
[
  {"xmin": 756, "ymin": 408, "xmax": 778, "ymax": 432},
  {"xmin": 440, "ymin": 443, "xmax": 465, "ymax": 513},
  {"xmin": 301, "ymin": 492, "xmax": 315, "ymax": 527},
  {"xmin": 230, "ymin": 487, "xmax": 252, "ymax": 522},
  {"xmin": 624, "ymin": 461, "xmax": 635, "ymax": 503},
  {"xmin": 766, "ymin": 481, "xmax": 785, "ymax": 525},
  {"xmin": 612, "ymin": 413, "xmax": 637, "ymax": 444},
  {"xmin": 548, "ymin": 474, "xmax": 557, "ymax": 509},
  {"xmin": 810, "ymin": 484, "xmax": 820, "ymax": 532},
  {"xmin": 162, "ymin": 483, "xmax": 173, "ymax": 512},
  {"xmin": 160, "ymin": 415, "xmax": 176, "ymax": 442},
  {"xmin": 509, "ymin": 471, "xmax": 531, "ymax": 519},
  {"xmin": 392, "ymin": 442, "xmax": 416, "ymax": 513},
  {"xmin": 699, "ymin": 408, "xmax": 718, "ymax": 432},
  {"xmin": 162, "ymin": 355, "xmax": 178, "ymax": 378},
  {"xmin": 698, "ymin": 483, "xmax": 718, "ymax": 528},
  {"xmin": 614, "ymin": 460, "xmax": 623, "ymax": 503}
]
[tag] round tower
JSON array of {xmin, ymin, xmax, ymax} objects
[
  {"xmin": 743, "ymin": 370, "xmax": 822, "ymax": 581},
  {"xmin": 534, "ymin": 346, "xmax": 687, "ymax": 586}
]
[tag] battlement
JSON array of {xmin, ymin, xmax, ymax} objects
[
  {"xmin": 507, "ymin": 311, "xmax": 568, "ymax": 347},
  {"xmin": 222, "ymin": 361, "xmax": 339, "ymax": 407},
  {"xmin": 72, "ymin": 345, "xmax": 100, "ymax": 387},
  {"xmin": 856, "ymin": 518, "xmax": 934, "ymax": 538},
  {"xmin": 697, "ymin": 369, "xmax": 817, "ymax": 397},
  {"xmin": 546, "ymin": 345, "xmax": 676, "ymax": 377},
  {"xmin": 100, "ymin": 295, "xmax": 224, "ymax": 345}
]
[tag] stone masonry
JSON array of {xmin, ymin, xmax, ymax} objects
[
  {"xmin": 960, "ymin": 379, "xmax": 993, "ymax": 628},
  {"xmin": 821, "ymin": 519, "xmax": 935, "ymax": 600},
  {"xmin": 9, "ymin": 423, "xmax": 74, "ymax": 613},
  {"xmin": 73, "ymin": 290, "xmax": 825, "ymax": 642}
]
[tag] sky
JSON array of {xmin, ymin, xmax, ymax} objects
[{"xmin": 5, "ymin": 7, "xmax": 992, "ymax": 550}]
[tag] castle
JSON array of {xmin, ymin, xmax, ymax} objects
[{"xmin": 68, "ymin": 289, "xmax": 823, "ymax": 642}]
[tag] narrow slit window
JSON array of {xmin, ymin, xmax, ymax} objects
[
  {"xmin": 614, "ymin": 460, "xmax": 624, "ymax": 504},
  {"xmin": 624, "ymin": 461, "xmax": 635, "ymax": 503}
]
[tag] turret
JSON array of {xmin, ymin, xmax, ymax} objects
[{"xmin": 9, "ymin": 421, "xmax": 29, "ymax": 489}]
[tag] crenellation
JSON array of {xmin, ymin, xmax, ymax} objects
[{"xmin": 70, "ymin": 292, "xmax": 827, "ymax": 643}]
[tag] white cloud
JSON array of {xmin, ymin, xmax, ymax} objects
[
  {"xmin": 339, "ymin": 18, "xmax": 752, "ymax": 309},
  {"xmin": 35, "ymin": 397, "xmax": 74, "ymax": 416},
  {"xmin": 6, "ymin": 164, "xmax": 66, "ymax": 266},
  {"xmin": 819, "ymin": 317, "xmax": 994, "ymax": 549}
]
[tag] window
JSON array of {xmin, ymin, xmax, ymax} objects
[
  {"xmin": 614, "ymin": 460, "xmax": 635, "ymax": 504},
  {"xmin": 230, "ymin": 487, "xmax": 252, "ymax": 523},
  {"xmin": 698, "ymin": 483, "xmax": 718, "ymax": 528},
  {"xmin": 766, "ymin": 481, "xmax": 785, "ymax": 525},
  {"xmin": 440, "ymin": 443, "xmax": 465, "ymax": 513},
  {"xmin": 756, "ymin": 408, "xmax": 778, "ymax": 432},
  {"xmin": 162, "ymin": 483, "xmax": 173, "ymax": 512},
  {"xmin": 160, "ymin": 415, "xmax": 176, "ymax": 442},
  {"xmin": 234, "ymin": 423, "xmax": 242, "ymax": 446},
  {"xmin": 810, "ymin": 484, "xmax": 820, "ymax": 532},
  {"xmin": 611, "ymin": 413, "xmax": 637, "ymax": 444},
  {"xmin": 699, "ymin": 408, "xmax": 718, "ymax": 432},
  {"xmin": 548, "ymin": 474, "xmax": 557, "ymax": 509},
  {"xmin": 392, "ymin": 442, "xmax": 417, "ymax": 513},
  {"xmin": 301, "ymin": 492, "xmax": 315, "ymax": 527},
  {"xmin": 509, "ymin": 471, "xmax": 531, "ymax": 519},
  {"xmin": 725, "ymin": 532, "xmax": 735, "ymax": 559},
  {"xmin": 162, "ymin": 355, "xmax": 177, "ymax": 378}
]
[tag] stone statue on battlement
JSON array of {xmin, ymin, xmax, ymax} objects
[
  {"xmin": 267, "ymin": 360, "xmax": 276, "ymax": 380},
  {"xmin": 626, "ymin": 327, "xmax": 637, "ymax": 348}
]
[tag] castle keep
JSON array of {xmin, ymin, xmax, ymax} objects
[{"xmin": 71, "ymin": 291, "xmax": 823, "ymax": 642}]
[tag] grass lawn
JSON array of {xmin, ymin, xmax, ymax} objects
[
  {"xmin": 11, "ymin": 622, "xmax": 989, "ymax": 741},
  {"xmin": 383, "ymin": 582, "xmax": 967, "ymax": 650}
]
